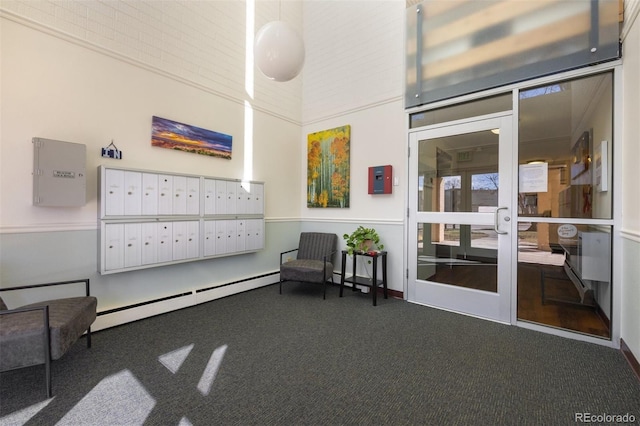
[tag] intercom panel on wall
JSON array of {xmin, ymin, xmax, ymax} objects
[{"xmin": 33, "ymin": 137, "xmax": 86, "ymax": 206}]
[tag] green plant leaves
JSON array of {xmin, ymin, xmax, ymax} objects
[{"xmin": 343, "ymin": 226, "xmax": 384, "ymax": 255}]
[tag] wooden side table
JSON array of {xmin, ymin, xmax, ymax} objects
[{"xmin": 339, "ymin": 250, "xmax": 388, "ymax": 306}]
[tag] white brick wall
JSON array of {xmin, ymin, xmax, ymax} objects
[
  {"xmin": 0, "ymin": 0, "xmax": 303, "ymax": 123},
  {"xmin": 302, "ymin": 0, "xmax": 405, "ymax": 123},
  {"xmin": 1, "ymin": 0, "xmax": 405, "ymax": 123}
]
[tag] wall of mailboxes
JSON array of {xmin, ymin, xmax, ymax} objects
[{"xmin": 99, "ymin": 165, "xmax": 265, "ymax": 274}]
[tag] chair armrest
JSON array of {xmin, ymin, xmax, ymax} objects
[
  {"xmin": 0, "ymin": 304, "xmax": 52, "ymax": 356},
  {"xmin": 0, "ymin": 304, "xmax": 52, "ymax": 395},
  {"xmin": 322, "ymin": 249, "xmax": 338, "ymax": 280},
  {"xmin": 280, "ymin": 248, "xmax": 299, "ymax": 265},
  {"xmin": 0, "ymin": 279, "xmax": 91, "ymax": 297},
  {"xmin": 323, "ymin": 249, "xmax": 338, "ymax": 264},
  {"xmin": 0, "ymin": 304, "xmax": 49, "ymax": 317}
]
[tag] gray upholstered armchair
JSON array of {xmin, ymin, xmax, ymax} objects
[
  {"xmin": 279, "ymin": 232, "xmax": 338, "ymax": 299},
  {"xmin": 0, "ymin": 279, "xmax": 97, "ymax": 397}
]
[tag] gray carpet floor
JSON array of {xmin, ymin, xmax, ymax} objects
[{"xmin": 1, "ymin": 283, "xmax": 639, "ymax": 425}]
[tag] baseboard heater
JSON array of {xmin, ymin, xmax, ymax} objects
[{"xmin": 93, "ymin": 272, "xmax": 279, "ymax": 331}]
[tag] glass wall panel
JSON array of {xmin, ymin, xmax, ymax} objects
[
  {"xmin": 410, "ymin": 94, "xmax": 511, "ymax": 129},
  {"xmin": 417, "ymin": 222, "xmax": 497, "ymax": 293},
  {"xmin": 517, "ymin": 222, "xmax": 611, "ymax": 338},
  {"xmin": 516, "ymin": 71, "xmax": 613, "ymax": 339},
  {"xmin": 518, "ymin": 72, "xmax": 613, "ymax": 219},
  {"xmin": 406, "ymin": 0, "xmax": 620, "ymax": 107}
]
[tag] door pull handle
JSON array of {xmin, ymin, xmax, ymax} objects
[{"xmin": 494, "ymin": 207, "xmax": 508, "ymax": 235}]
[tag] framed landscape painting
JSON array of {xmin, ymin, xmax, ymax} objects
[
  {"xmin": 307, "ymin": 125, "xmax": 350, "ymax": 208},
  {"xmin": 151, "ymin": 116, "xmax": 232, "ymax": 159}
]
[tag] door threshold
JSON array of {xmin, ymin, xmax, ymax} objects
[{"xmin": 516, "ymin": 320, "xmax": 614, "ymax": 348}]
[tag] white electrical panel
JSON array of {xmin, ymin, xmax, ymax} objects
[
  {"xmin": 33, "ymin": 138, "xmax": 86, "ymax": 206},
  {"xmin": 98, "ymin": 165, "xmax": 265, "ymax": 274}
]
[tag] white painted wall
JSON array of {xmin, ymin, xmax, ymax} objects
[
  {"xmin": 300, "ymin": 100, "xmax": 406, "ymax": 292},
  {"xmin": 299, "ymin": 1, "xmax": 406, "ymax": 292},
  {"xmin": 1, "ymin": 18, "xmax": 295, "ymax": 229},
  {"xmin": 0, "ymin": 0, "xmax": 408, "ymax": 311},
  {"xmin": 0, "ymin": 1, "xmax": 304, "ymax": 315},
  {"xmin": 0, "ymin": 1, "xmax": 304, "ymax": 232}
]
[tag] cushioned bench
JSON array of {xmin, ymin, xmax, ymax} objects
[{"xmin": 0, "ymin": 279, "xmax": 97, "ymax": 397}]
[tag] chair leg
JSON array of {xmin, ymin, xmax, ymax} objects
[
  {"xmin": 42, "ymin": 306, "xmax": 52, "ymax": 398},
  {"xmin": 279, "ymin": 280, "xmax": 283, "ymax": 294},
  {"xmin": 323, "ymin": 276, "xmax": 334, "ymax": 300},
  {"xmin": 45, "ymin": 353, "xmax": 52, "ymax": 398}
]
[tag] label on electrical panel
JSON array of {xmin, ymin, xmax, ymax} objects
[{"xmin": 53, "ymin": 170, "xmax": 76, "ymax": 179}]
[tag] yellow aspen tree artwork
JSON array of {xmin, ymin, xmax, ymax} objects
[{"xmin": 307, "ymin": 125, "xmax": 350, "ymax": 208}]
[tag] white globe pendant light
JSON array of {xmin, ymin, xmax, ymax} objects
[{"xmin": 254, "ymin": 21, "xmax": 305, "ymax": 82}]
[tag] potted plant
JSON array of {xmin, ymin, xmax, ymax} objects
[{"xmin": 343, "ymin": 226, "xmax": 384, "ymax": 256}]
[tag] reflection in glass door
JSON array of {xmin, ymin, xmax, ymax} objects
[
  {"xmin": 408, "ymin": 113, "xmax": 513, "ymax": 323},
  {"xmin": 516, "ymin": 72, "xmax": 614, "ymax": 339},
  {"xmin": 406, "ymin": 71, "xmax": 615, "ymax": 341}
]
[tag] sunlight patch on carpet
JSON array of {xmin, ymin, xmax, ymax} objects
[
  {"xmin": 197, "ymin": 344, "xmax": 227, "ymax": 396},
  {"xmin": 56, "ymin": 369, "xmax": 155, "ymax": 426},
  {"xmin": 0, "ymin": 397, "xmax": 53, "ymax": 425},
  {"xmin": 158, "ymin": 344, "xmax": 194, "ymax": 374}
]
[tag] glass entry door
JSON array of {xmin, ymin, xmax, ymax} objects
[{"xmin": 408, "ymin": 113, "xmax": 514, "ymax": 323}]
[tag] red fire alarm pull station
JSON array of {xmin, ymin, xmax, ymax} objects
[{"xmin": 368, "ymin": 165, "xmax": 392, "ymax": 194}]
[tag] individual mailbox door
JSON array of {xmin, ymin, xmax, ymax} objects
[
  {"xmin": 244, "ymin": 183, "xmax": 255, "ymax": 214},
  {"xmin": 172, "ymin": 176, "xmax": 187, "ymax": 215},
  {"xmin": 157, "ymin": 222, "xmax": 173, "ymax": 263},
  {"xmin": 245, "ymin": 219, "xmax": 262, "ymax": 250},
  {"xmin": 203, "ymin": 179, "xmax": 217, "ymax": 215},
  {"xmin": 236, "ymin": 219, "xmax": 246, "ymax": 252},
  {"xmin": 257, "ymin": 220, "xmax": 265, "ymax": 250},
  {"xmin": 236, "ymin": 183, "xmax": 248, "ymax": 215},
  {"xmin": 215, "ymin": 220, "xmax": 227, "ymax": 254},
  {"xmin": 104, "ymin": 168, "xmax": 125, "ymax": 216},
  {"xmin": 225, "ymin": 220, "xmax": 237, "ymax": 253},
  {"xmin": 226, "ymin": 181, "xmax": 237, "ymax": 214},
  {"xmin": 203, "ymin": 220, "xmax": 216, "ymax": 256},
  {"xmin": 186, "ymin": 177, "xmax": 200, "ymax": 215},
  {"xmin": 256, "ymin": 219, "xmax": 264, "ymax": 249},
  {"xmin": 104, "ymin": 223, "xmax": 124, "ymax": 270},
  {"xmin": 123, "ymin": 171, "xmax": 142, "ymax": 216},
  {"xmin": 158, "ymin": 175, "xmax": 173, "ymax": 215},
  {"xmin": 245, "ymin": 219, "xmax": 255, "ymax": 250},
  {"xmin": 185, "ymin": 221, "xmax": 200, "ymax": 259},
  {"xmin": 124, "ymin": 223, "xmax": 142, "ymax": 268},
  {"xmin": 215, "ymin": 180, "xmax": 227, "ymax": 214},
  {"xmin": 141, "ymin": 222, "xmax": 158, "ymax": 265},
  {"xmin": 173, "ymin": 221, "xmax": 188, "ymax": 260},
  {"xmin": 251, "ymin": 183, "xmax": 264, "ymax": 215},
  {"xmin": 142, "ymin": 173, "xmax": 159, "ymax": 216}
]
